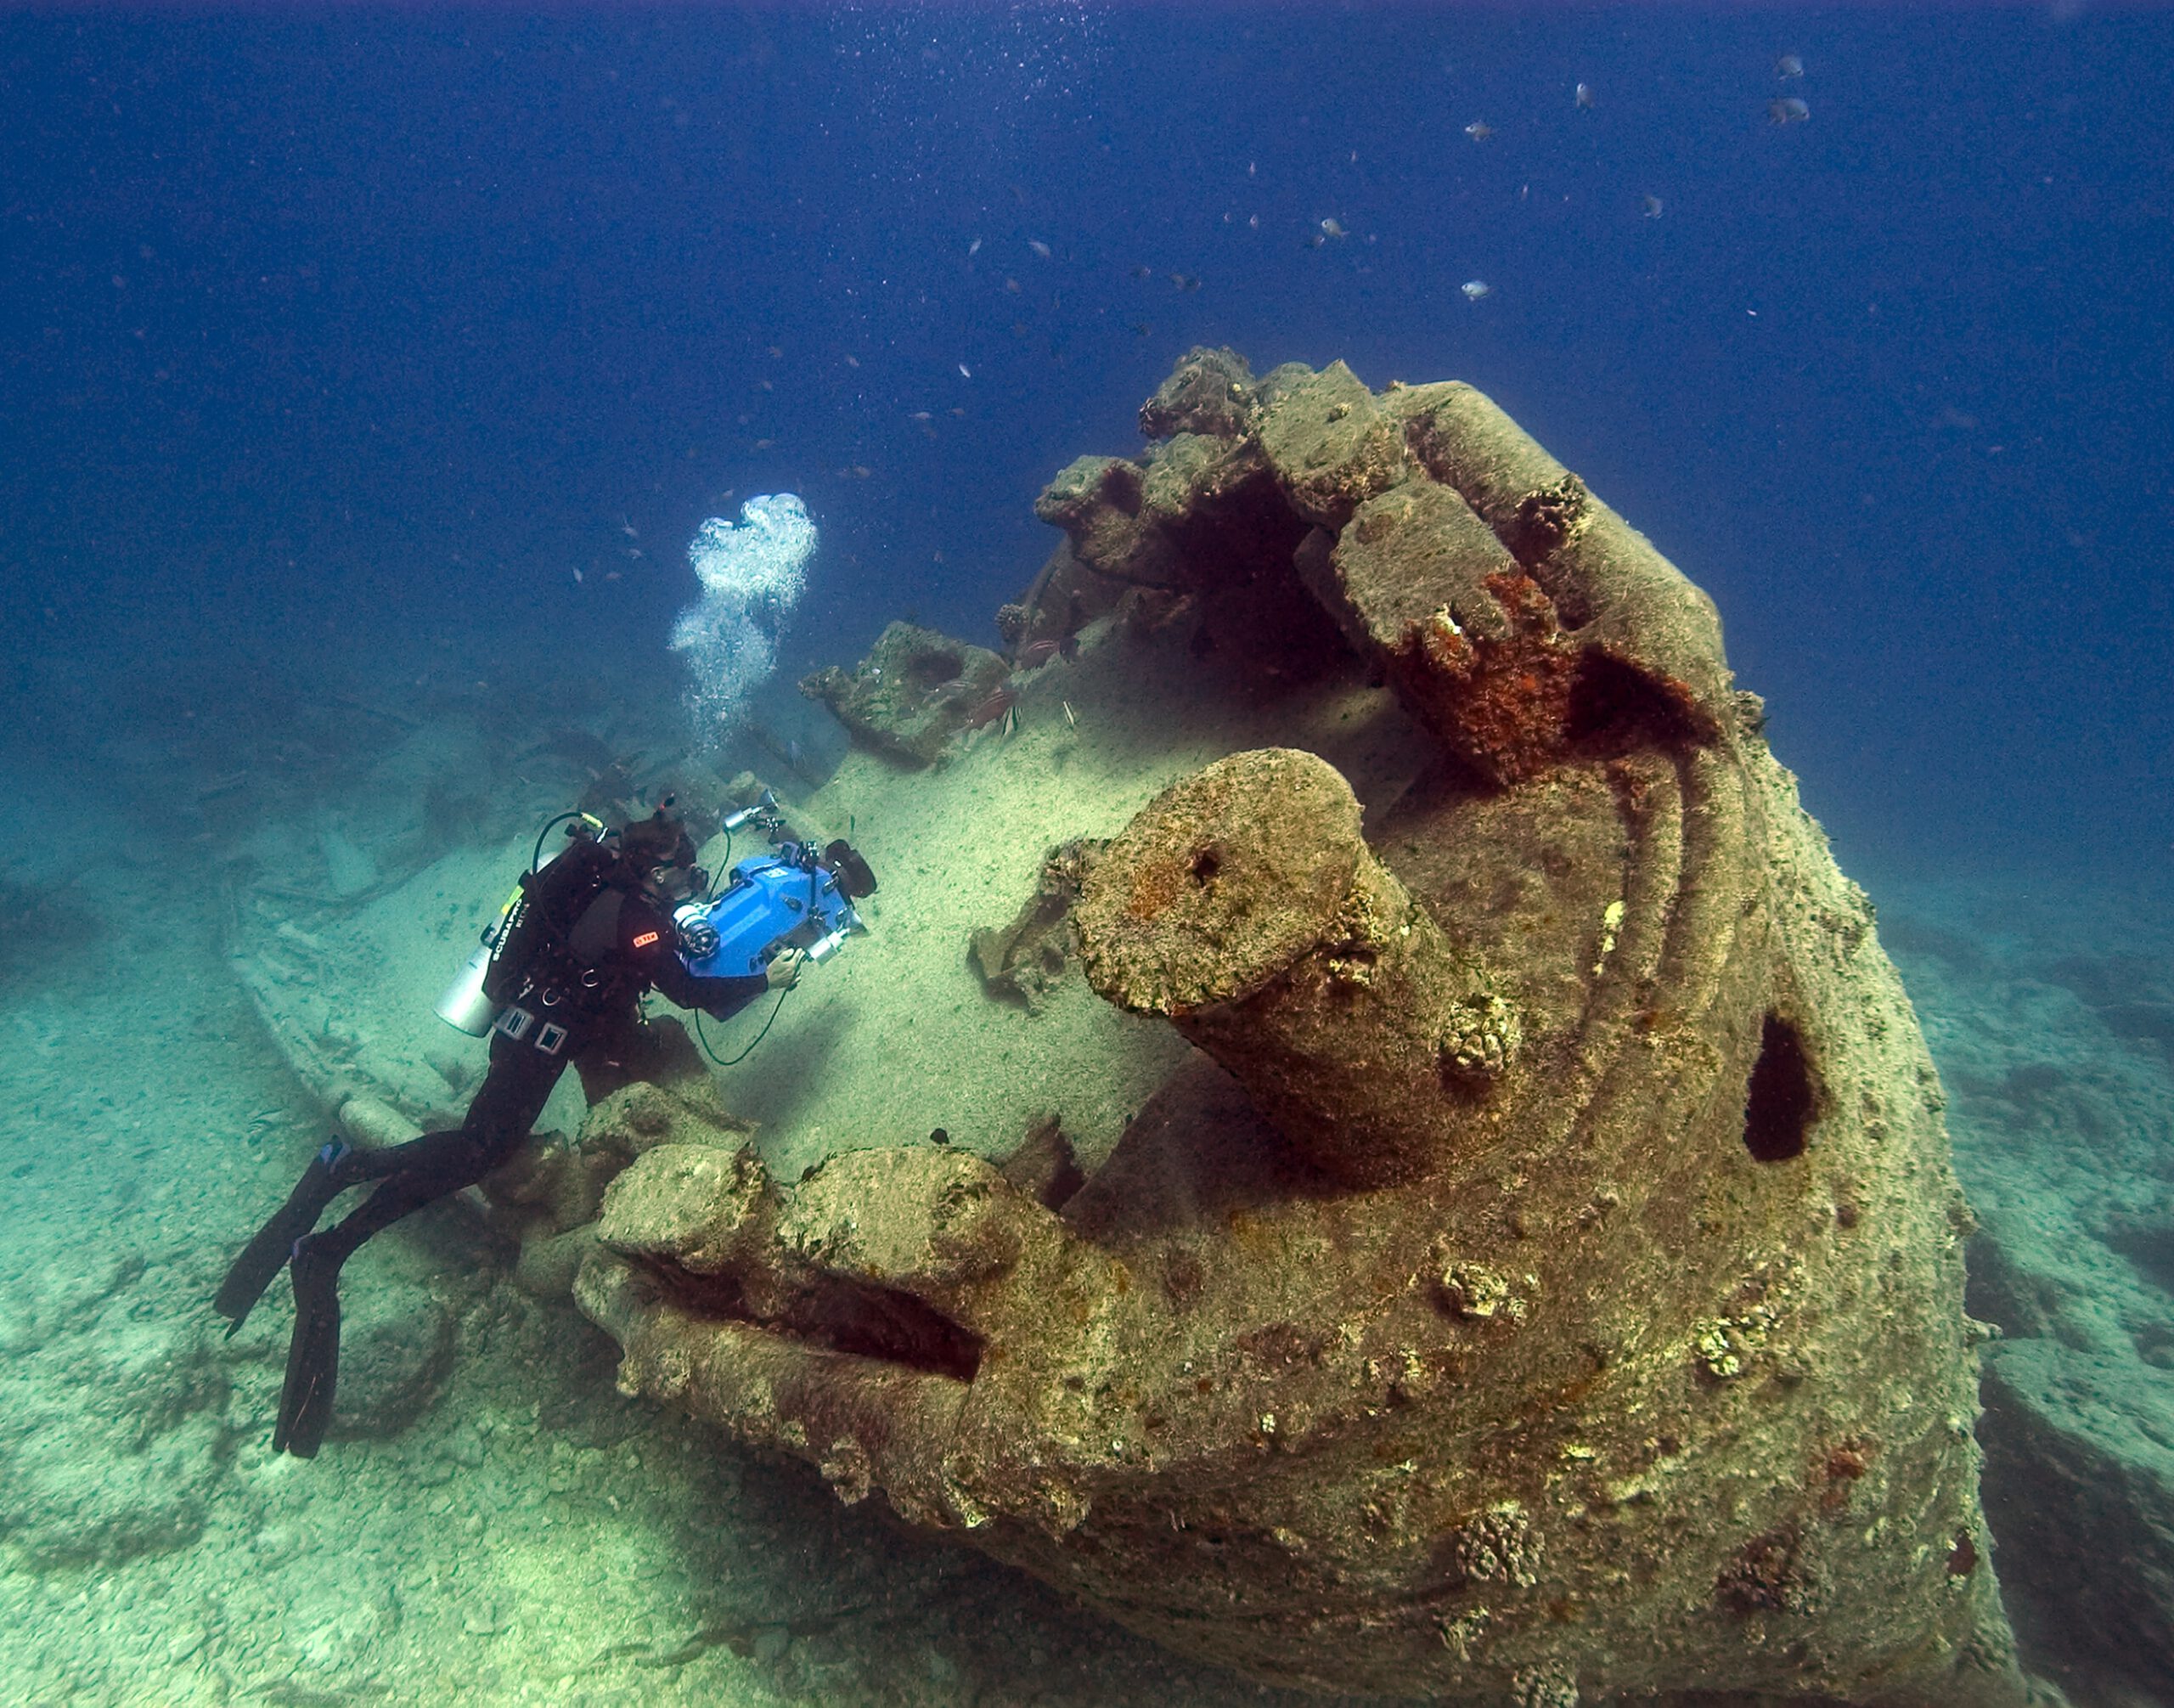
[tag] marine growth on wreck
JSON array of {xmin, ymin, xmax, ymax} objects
[{"xmin": 542, "ymin": 350, "xmax": 2033, "ymax": 1705}]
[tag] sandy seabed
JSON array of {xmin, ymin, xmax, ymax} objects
[{"xmin": 1, "ymin": 622, "xmax": 2168, "ymax": 1705}]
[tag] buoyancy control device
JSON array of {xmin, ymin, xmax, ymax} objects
[{"xmin": 433, "ymin": 814, "xmax": 606, "ymax": 1036}]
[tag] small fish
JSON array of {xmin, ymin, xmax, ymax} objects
[
  {"xmin": 1131, "ymin": 321, "xmax": 1152, "ymax": 336},
  {"xmin": 1642, "ymin": 194, "xmax": 1664, "ymax": 219},
  {"xmin": 1000, "ymin": 703, "xmax": 1019, "ymax": 738},
  {"xmin": 1017, "ymin": 638, "xmax": 1061, "ymax": 668},
  {"xmin": 964, "ymin": 686, "xmax": 1017, "ymax": 731},
  {"xmin": 843, "ymin": 354, "xmax": 859, "ymax": 368},
  {"xmin": 623, "ymin": 545, "xmax": 645, "ymax": 558},
  {"xmin": 1062, "ymin": 699, "xmax": 1078, "ymax": 730},
  {"xmin": 1768, "ymin": 97, "xmax": 1810, "ymax": 125},
  {"xmin": 1305, "ymin": 234, "xmax": 1326, "ymax": 250},
  {"xmin": 1132, "ymin": 264, "xmax": 1153, "ymax": 279},
  {"xmin": 1462, "ymin": 279, "xmax": 1491, "ymax": 301},
  {"xmin": 1028, "ymin": 239, "xmax": 1052, "ymax": 259},
  {"xmin": 1005, "ymin": 276, "xmax": 1022, "ymax": 293},
  {"xmin": 1169, "ymin": 272, "xmax": 1201, "ymax": 291},
  {"xmin": 969, "ymin": 237, "xmax": 983, "ymax": 255},
  {"xmin": 910, "ymin": 409, "xmax": 932, "ymax": 421},
  {"xmin": 1465, "ymin": 121, "xmax": 1493, "ymax": 142},
  {"xmin": 959, "ymin": 363, "xmax": 972, "ymax": 378},
  {"xmin": 619, "ymin": 519, "xmax": 638, "ymax": 538},
  {"xmin": 1775, "ymin": 54, "xmax": 1804, "ymax": 78},
  {"xmin": 1575, "ymin": 82, "xmax": 1595, "ymax": 109},
  {"xmin": 767, "ymin": 344, "xmax": 784, "ymax": 358},
  {"xmin": 572, "ymin": 567, "xmax": 583, "ymax": 583},
  {"xmin": 1319, "ymin": 217, "xmax": 1346, "ymax": 239}
]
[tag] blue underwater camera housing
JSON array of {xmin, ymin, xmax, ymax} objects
[{"xmin": 674, "ymin": 798, "xmax": 876, "ymax": 980}]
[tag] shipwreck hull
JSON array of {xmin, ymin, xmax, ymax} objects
[{"xmin": 575, "ymin": 352, "xmax": 2029, "ymax": 1704}]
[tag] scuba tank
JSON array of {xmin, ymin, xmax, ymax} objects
[
  {"xmin": 432, "ymin": 886, "xmax": 521, "ymax": 1029},
  {"xmin": 434, "ymin": 907, "xmax": 517, "ymax": 1035}
]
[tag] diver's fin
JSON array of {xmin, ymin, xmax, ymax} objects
[
  {"xmin": 273, "ymin": 1239, "xmax": 341, "ymax": 1459},
  {"xmin": 212, "ymin": 1142, "xmax": 352, "ymax": 1338}
]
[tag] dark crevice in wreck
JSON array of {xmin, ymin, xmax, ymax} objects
[
  {"xmin": 1743, "ymin": 1012, "xmax": 1818, "ymax": 1163},
  {"xmin": 1565, "ymin": 649, "xmax": 1712, "ymax": 758},
  {"xmin": 645, "ymin": 1259, "xmax": 984, "ymax": 1384}
]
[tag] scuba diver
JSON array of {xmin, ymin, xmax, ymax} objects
[{"xmin": 212, "ymin": 800, "xmax": 803, "ymax": 1458}]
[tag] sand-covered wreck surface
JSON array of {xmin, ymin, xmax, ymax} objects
[{"xmin": 189, "ymin": 350, "xmax": 2083, "ymax": 1705}]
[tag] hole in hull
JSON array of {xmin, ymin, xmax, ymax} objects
[
  {"xmin": 1743, "ymin": 1012, "xmax": 1816, "ymax": 1162},
  {"xmin": 645, "ymin": 1260, "xmax": 983, "ymax": 1384}
]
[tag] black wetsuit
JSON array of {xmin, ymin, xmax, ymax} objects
[
  {"xmin": 216, "ymin": 837, "xmax": 768, "ymax": 1455},
  {"xmin": 308, "ymin": 838, "xmax": 767, "ymax": 1267}
]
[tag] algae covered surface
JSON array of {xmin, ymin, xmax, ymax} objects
[
  {"xmin": 2, "ymin": 399, "xmax": 2169, "ymax": 1705},
  {"xmin": 5, "ymin": 10, "xmax": 2174, "ymax": 1705},
  {"xmin": 0, "ymin": 623, "xmax": 1407, "ymax": 1707},
  {"xmin": 9, "ymin": 546, "xmax": 2164, "ymax": 1708},
  {"xmin": 0, "ymin": 521, "xmax": 1410, "ymax": 1706}
]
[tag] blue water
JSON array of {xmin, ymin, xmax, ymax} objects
[
  {"xmin": 3, "ymin": 8, "xmax": 2171, "ymax": 1705},
  {"xmin": 5, "ymin": 6, "xmax": 2167, "ymax": 875}
]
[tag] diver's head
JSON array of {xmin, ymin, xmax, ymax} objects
[
  {"xmin": 645, "ymin": 861, "xmax": 707, "ymax": 905},
  {"xmin": 617, "ymin": 798, "xmax": 706, "ymax": 903}
]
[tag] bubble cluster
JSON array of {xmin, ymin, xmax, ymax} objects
[
  {"xmin": 831, "ymin": 2, "xmax": 1105, "ymax": 125},
  {"xmin": 669, "ymin": 493, "xmax": 816, "ymax": 739}
]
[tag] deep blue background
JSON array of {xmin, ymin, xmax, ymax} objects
[{"xmin": 3, "ymin": 5, "xmax": 2169, "ymax": 876}]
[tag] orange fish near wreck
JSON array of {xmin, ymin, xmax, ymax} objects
[
  {"xmin": 964, "ymin": 686, "xmax": 1017, "ymax": 731},
  {"xmin": 1015, "ymin": 634, "xmax": 1079, "ymax": 670}
]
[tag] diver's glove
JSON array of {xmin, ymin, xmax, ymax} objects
[{"xmin": 764, "ymin": 948, "xmax": 806, "ymax": 991}]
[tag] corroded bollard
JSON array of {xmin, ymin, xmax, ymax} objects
[{"xmin": 1074, "ymin": 747, "xmax": 1517, "ymax": 1186}]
